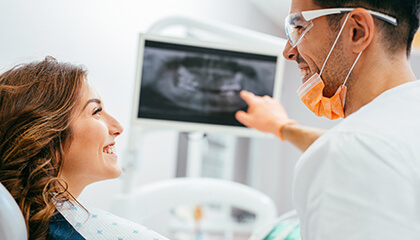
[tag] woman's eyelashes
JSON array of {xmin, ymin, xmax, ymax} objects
[{"xmin": 92, "ymin": 107, "xmax": 103, "ymax": 116}]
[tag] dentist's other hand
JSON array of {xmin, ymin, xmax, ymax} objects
[{"xmin": 235, "ymin": 90, "xmax": 297, "ymax": 140}]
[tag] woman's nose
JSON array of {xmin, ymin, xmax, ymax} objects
[{"xmin": 107, "ymin": 114, "xmax": 124, "ymax": 136}]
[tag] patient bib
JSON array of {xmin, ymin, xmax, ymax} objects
[{"xmin": 56, "ymin": 201, "xmax": 169, "ymax": 240}]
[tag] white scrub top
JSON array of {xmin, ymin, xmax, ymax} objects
[{"xmin": 293, "ymin": 80, "xmax": 420, "ymax": 240}]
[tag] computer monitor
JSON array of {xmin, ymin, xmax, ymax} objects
[{"xmin": 131, "ymin": 34, "xmax": 285, "ymax": 137}]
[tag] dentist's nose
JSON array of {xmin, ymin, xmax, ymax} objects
[{"xmin": 283, "ymin": 41, "xmax": 298, "ymax": 61}]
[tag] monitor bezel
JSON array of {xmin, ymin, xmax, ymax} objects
[{"xmin": 131, "ymin": 33, "xmax": 285, "ymax": 137}]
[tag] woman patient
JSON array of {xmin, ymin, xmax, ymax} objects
[{"xmin": 0, "ymin": 57, "xmax": 168, "ymax": 240}]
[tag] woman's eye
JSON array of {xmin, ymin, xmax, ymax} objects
[{"xmin": 93, "ymin": 107, "xmax": 103, "ymax": 115}]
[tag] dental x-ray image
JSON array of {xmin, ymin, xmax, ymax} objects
[{"xmin": 138, "ymin": 40, "xmax": 277, "ymax": 127}]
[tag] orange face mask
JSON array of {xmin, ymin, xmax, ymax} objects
[
  {"xmin": 297, "ymin": 73, "xmax": 347, "ymax": 120},
  {"xmin": 296, "ymin": 14, "xmax": 362, "ymax": 120}
]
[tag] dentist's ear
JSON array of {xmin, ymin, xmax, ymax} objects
[{"xmin": 348, "ymin": 8, "xmax": 375, "ymax": 53}]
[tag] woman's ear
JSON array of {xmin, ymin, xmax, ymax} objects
[{"xmin": 348, "ymin": 8, "xmax": 375, "ymax": 53}]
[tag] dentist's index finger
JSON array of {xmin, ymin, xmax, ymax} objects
[{"xmin": 239, "ymin": 90, "xmax": 257, "ymax": 104}]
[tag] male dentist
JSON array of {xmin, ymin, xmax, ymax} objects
[{"xmin": 236, "ymin": 0, "xmax": 420, "ymax": 239}]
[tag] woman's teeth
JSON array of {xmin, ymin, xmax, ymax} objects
[
  {"xmin": 300, "ymin": 68, "xmax": 310, "ymax": 78},
  {"xmin": 103, "ymin": 146, "xmax": 115, "ymax": 154}
]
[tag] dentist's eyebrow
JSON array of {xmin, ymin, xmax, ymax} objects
[{"xmin": 83, "ymin": 98, "xmax": 101, "ymax": 110}]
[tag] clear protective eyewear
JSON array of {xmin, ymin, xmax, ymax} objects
[{"xmin": 285, "ymin": 8, "xmax": 398, "ymax": 48}]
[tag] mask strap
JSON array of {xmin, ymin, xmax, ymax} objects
[
  {"xmin": 341, "ymin": 51, "xmax": 362, "ymax": 109},
  {"xmin": 342, "ymin": 51, "xmax": 362, "ymax": 86},
  {"xmin": 319, "ymin": 14, "xmax": 351, "ymax": 77}
]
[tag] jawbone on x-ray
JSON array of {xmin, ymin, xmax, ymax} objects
[
  {"xmin": 142, "ymin": 53, "xmax": 274, "ymax": 111},
  {"xmin": 153, "ymin": 55, "xmax": 266, "ymax": 112},
  {"xmin": 138, "ymin": 42, "xmax": 276, "ymax": 126}
]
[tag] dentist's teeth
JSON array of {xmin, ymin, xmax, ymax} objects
[{"xmin": 300, "ymin": 68, "xmax": 310, "ymax": 78}]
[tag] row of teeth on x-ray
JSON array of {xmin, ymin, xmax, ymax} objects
[{"xmin": 151, "ymin": 56, "xmax": 262, "ymax": 112}]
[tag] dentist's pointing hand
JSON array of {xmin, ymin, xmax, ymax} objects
[{"xmin": 235, "ymin": 90, "xmax": 297, "ymax": 140}]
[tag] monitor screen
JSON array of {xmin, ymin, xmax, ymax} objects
[{"xmin": 132, "ymin": 34, "xmax": 284, "ymax": 137}]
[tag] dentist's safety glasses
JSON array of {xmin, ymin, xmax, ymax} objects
[{"xmin": 285, "ymin": 8, "xmax": 398, "ymax": 48}]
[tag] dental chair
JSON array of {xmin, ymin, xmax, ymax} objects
[
  {"xmin": 113, "ymin": 177, "xmax": 278, "ymax": 240},
  {"xmin": 249, "ymin": 210, "xmax": 300, "ymax": 240},
  {"xmin": 0, "ymin": 182, "xmax": 28, "ymax": 240}
]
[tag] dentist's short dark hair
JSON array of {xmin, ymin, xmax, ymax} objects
[{"xmin": 313, "ymin": 0, "xmax": 420, "ymax": 56}]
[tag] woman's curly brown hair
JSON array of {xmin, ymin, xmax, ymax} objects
[{"xmin": 0, "ymin": 56, "xmax": 87, "ymax": 239}]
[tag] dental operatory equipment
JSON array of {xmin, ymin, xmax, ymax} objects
[
  {"xmin": 110, "ymin": 16, "xmax": 287, "ymax": 239},
  {"xmin": 249, "ymin": 210, "xmax": 300, "ymax": 240}
]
